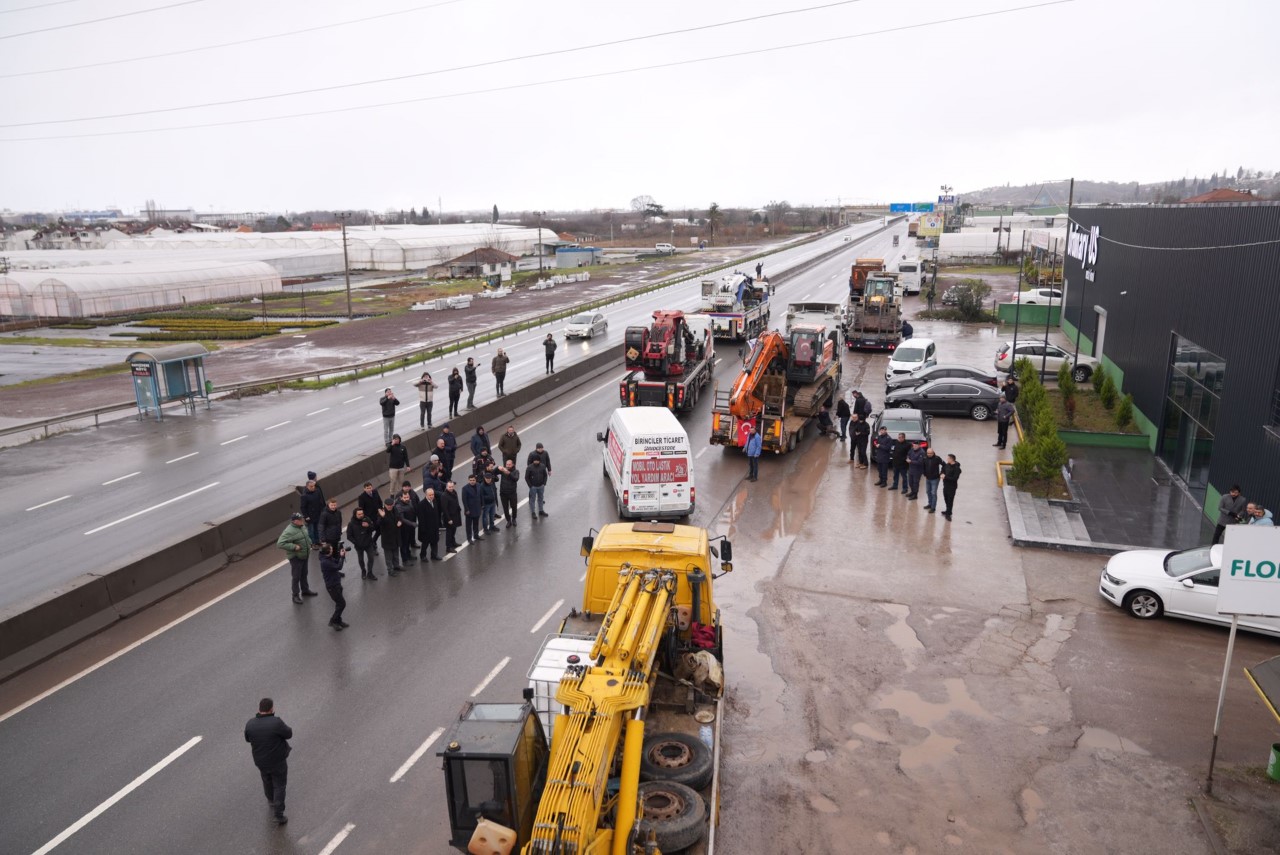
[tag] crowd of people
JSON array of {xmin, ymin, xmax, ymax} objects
[
  {"xmin": 280, "ymin": 422, "xmax": 553, "ymax": 631},
  {"xmin": 1214, "ymin": 484, "xmax": 1274, "ymax": 543}
]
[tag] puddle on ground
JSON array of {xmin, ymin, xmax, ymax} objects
[
  {"xmin": 851, "ymin": 721, "xmax": 891, "ymax": 743},
  {"xmin": 1020, "ymin": 787, "xmax": 1045, "ymax": 825},
  {"xmin": 1077, "ymin": 726, "xmax": 1150, "ymax": 755},
  {"xmin": 809, "ymin": 793, "xmax": 840, "ymax": 813},
  {"xmin": 805, "ymin": 749, "xmax": 828, "ymax": 763},
  {"xmin": 877, "ymin": 678, "xmax": 992, "ymax": 771},
  {"xmin": 880, "ymin": 602, "xmax": 925, "ymax": 670}
]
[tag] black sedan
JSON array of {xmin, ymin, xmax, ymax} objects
[
  {"xmin": 885, "ymin": 363, "xmax": 1000, "ymax": 395},
  {"xmin": 884, "ymin": 377, "xmax": 1003, "ymax": 421},
  {"xmin": 871, "ymin": 408, "xmax": 933, "ymax": 449}
]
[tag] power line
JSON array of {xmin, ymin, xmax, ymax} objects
[
  {"xmin": 1, "ymin": 0, "xmax": 878, "ymax": 127},
  {"xmin": 0, "ymin": 1, "xmax": 1075, "ymax": 142},
  {"xmin": 0, "ymin": 0, "xmax": 473, "ymax": 79},
  {"xmin": 0, "ymin": 0, "xmax": 206, "ymax": 40},
  {"xmin": 0, "ymin": 0, "xmax": 88, "ymax": 15}
]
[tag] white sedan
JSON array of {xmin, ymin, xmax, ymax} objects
[
  {"xmin": 1098, "ymin": 544, "xmax": 1280, "ymax": 637},
  {"xmin": 564, "ymin": 312, "xmax": 608, "ymax": 339}
]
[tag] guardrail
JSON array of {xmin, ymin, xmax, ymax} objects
[{"xmin": 0, "ymin": 221, "xmax": 884, "ymax": 441}]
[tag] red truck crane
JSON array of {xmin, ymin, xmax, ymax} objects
[{"xmin": 619, "ymin": 310, "xmax": 716, "ymax": 413}]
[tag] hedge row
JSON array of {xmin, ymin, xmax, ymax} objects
[
  {"xmin": 133, "ymin": 318, "xmax": 336, "ymax": 330},
  {"xmin": 1009, "ymin": 357, "xmax": 1069, "ymax": 485}
]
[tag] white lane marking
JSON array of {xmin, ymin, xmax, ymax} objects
[
  {"xmin": 30, "ymin": 735, "xmax": 202, "ymax": 855},
  {"xmin": 360, "ymin": 418, "xmax": 381, "ymax": 427},
  {"xmin": 801, "ymin": 292, "xmax": 811, "ymax": 300},
  {"xmin": 389, "ymin": 727, "xmax": 446, "ymax": 784},
  {"xmin": 470, "ymin": 656, "xmax": 511, "ymax": 697},
  {"xmin": 518, "ymin": 375, "xmax": 620, "ymax": 434},
  {"xmin": 165, "ymin": 452, "xmax": 198, "ymax": 464},
  {"xmin": 84, "ymin": 482, "xmax": 221, "ymax": 536},
  {"xmin": 0, "ymin": 560, "xmax": 286, "ymax": 725},
  {"xmin": 26, "ymin": 495, "xmax": 71, "ymax": 511},
  {"xmin": 263, "ymin": 420, "xmax": 291, "ymax": 431},
  {"xmin": 101, "ymin": 472, "xmax": 140, "ymax": 486},
  {"xmin": 441, "ymin": 497, "xmax": 529, "ymax": 561},
  {"xmin": 342, "ymin": 396, "xmax": 363, "ymax": 404},
  {"xmin": 220, "ymin": 435, "xmax": 248, "ymax": 446},
  {"xmin": 306, "ymin": 407, "xmax": 330, "ymax": 417},
  {"xmin": 317, "ymin": 822, "xmax": 357, "ymax": 855},
  {"xmin": 530, "ymin": 599, "xmax": 565, "ymax": 634},
  {"xmin": 696, "ymin": 447, "xmax": 709, "ymax": 459}
]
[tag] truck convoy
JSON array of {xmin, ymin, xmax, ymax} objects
[
  {"xmin": 845, "ymin": 271, "xmax": 903, "ymax": 351},
  {"xmin": 695, "ymin": 272, "xmax": 769, "ymax": 341},
  {"xmin": 438, "ymin": 520, "xmax": 733, "ymax": 855},
  {"xmin": 709, "ymin": 321, "xmax": 842, "ymax": 454},
  {"xmin": 619, "ymin": 310, "xmax": 715, "ymax": 413}
]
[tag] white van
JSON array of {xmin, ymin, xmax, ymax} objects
[
  {"xmin": 896, "ymin": 259, "xmax": 922, "ymax": 295},
  {"xmin": 885, "ymin": 337, "xmax": 937, "ymax": 381},
  {"xmin": 597, "ymin": 407, "xmax": 694, "ymax": 519},
  {"xmin": 655, "ymin": 242, "xmax": 676, "ymax": 254}
]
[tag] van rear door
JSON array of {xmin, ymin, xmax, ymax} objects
[{"xmin": 627, "ymin": 440, "xmax": 691, "ymax": 517}]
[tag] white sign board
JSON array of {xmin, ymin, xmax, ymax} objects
[{"xmin": 1218, "ymin": 527, "xmax": 1280, "ymax": 616}]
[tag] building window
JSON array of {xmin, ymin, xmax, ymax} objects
[{"xmin": 1159, "ymin": 335, "xmax": 1225, "ymax": 503}]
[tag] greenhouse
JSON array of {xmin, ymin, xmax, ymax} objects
[
  {"xmin": 3, "ymin": 248, "xmax": 344, "ymax": 280},
  {"xmin": 0, "ymin": 260, "xmax": 281, "ymax": 319}
]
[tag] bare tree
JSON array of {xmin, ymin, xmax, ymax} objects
[{"xmin": 630, "ymin": 195, "xmax": 655, "ymax": 214}]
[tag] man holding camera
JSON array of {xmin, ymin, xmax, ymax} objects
[{"xmin": 318, "ymin": 542, "xmax": 349, "ymax": 630}]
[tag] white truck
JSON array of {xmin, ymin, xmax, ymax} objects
[
  {"xmin": 785, "ymin": 301, "xmax": 845, "ymax": 352},
  {"xmin": 694, "ymin": 271, "xmax": 770, "ymax": 341}
]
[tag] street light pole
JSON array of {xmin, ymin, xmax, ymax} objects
[
  {"xmin": 336, "ymin": 211, "xmax": 353, "ymax": 319},
  {"xmin": 537, "ymin": 211, "xmax": 543, "ymax": 274}
]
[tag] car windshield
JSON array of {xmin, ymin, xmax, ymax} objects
[
  {"xmin": 894, "ymin": 346, "xmax": 926, "ymax": 362},
  {"xmin": 569, "ymin": 315, "xmax": 593, "ymax": 324},
  {"xmin": 1164, "ymin": 545, "xmax": 1214, "ymax": 577},
  {"xmin": 879, "ymin": 417, "xmax": 922, "ymax": 435}
]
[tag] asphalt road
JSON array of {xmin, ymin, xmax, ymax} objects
[
  {"xmin": 0, "ymin": 221, "xmax": 886, "ymax": 610},
  {"xmin": 0, "ymin": 220, "xmax": 889, "ymax": 855}
]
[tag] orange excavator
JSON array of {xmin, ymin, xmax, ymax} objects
[{"xmin": 709, "ymin": 324, "xmax": 841, "ymax": 454}]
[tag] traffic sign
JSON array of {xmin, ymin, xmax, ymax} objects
[
  {"xmin": 889, "ymin": 203, "xmax": 912, "ymax": 213},
  {"xmin": 938, "ymin": 195, "xmax": 956, "ymax": 205},
  {"xmin": 912, "ymin": 202, "xmax": 935, "ymax": 213}
]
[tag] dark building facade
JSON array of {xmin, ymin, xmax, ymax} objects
[{"xmin": 1059, "ymin": 201, "xmax": 1280, "ymax": 520}]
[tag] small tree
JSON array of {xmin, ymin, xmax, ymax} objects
[
  {"xmin": 1031, "ymin": 402, "xmax": 1057, "ymax": 443},
  {"xmin": 1057, "ymin": 360, "xmax": 1076, "ymax": 400},
  {"xmin": 1009, "ymin": 439, "xmax": 1041, "ymax": 485},
  {"xmin": 952, "ymin": 278, "xmax": 992, "ymax": 322},
  {"xmin": 1037, "ymin": 432, "xmax": 1069, "ymax": 478},
  {"xmin": 492, "ymin": 204, "xmax": 499, "ymax": 224},
  {"xmin": 1098, "ymin": 373, "xmax": 1118, "ymax": 409},
  {"xmin": 1115, "ymin": 393, "xmax": 1134, "ymax": 428},
  {"xmin": 1091, "ymin": 365, "xmax": 1107, "ymax": 393},
  {"xmin": 707, "ymin": 202, "xmax": 722, "ymax": 244}
]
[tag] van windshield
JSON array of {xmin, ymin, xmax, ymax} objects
[{"xmin": 894, "ymin": 346, "xmax": 926, "ymax": 362}]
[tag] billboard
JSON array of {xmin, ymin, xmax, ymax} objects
[
  {"xmin": 889, "ymin": 203, "xmax": 912, "ymax": 213},
  {"xmin": 1218, "ymin": 527, "xmax": 1280, "ymax": 616},
  {"xmin": 917, "ymin": 213, "xmax": 945, "ymax": 238},
  {"xmin": 938, "ymin": 195, "xmax": 956, "ymax": 205},
  {"xmin": 912, "ymin": 202, "xmax": 935, "ymax": 212}
]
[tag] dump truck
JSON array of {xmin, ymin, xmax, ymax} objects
[
  {"xmin": 694, "ymin": 272, "xmax": 769, "ymax": 341},
  {"xmin": 848, "ymin": 257, "xmax": 885, "ymax": 300},
  {"xmin": 438, "ymin": 521, "xmax": 733, "ymax": 855},
  {"xmin": 845, "ymin": 272, "xmax": 903, "ymax": 351},
  {"xmin": 709, "ymin": 324, "xmax": 842, "ymax": 454},
  {"xmin": 619, "ymin": 311, "xmax": 716, "ymax": 413},
  {"xmin": 907, "ymin": 220, "xmax": 919, "ymax": 238}
]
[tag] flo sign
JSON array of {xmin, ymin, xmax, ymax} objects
[
  {"xmin": 1218, "ymin": 527, "xmax": 1280, "ymax": 616},
  {"xmin": 1066, "ymin": 223, "xmax": 1099, "ymax": 282}
]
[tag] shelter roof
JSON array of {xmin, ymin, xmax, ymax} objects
[
  {"xmin": 125, "ymin": 343, "xmax": 210, "ymax": 364},
  {"xmin": 448, "ymin": 247, "xmax": 518, "ymax": 265}
]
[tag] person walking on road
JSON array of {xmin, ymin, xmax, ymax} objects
[
  {"xmin": 745, "ymin": 423, "xmax": 763, "ymax": 482},
  {"xmin": 480, "ymin": 471, "xmax": 499, "ymax": 533},
  {"xmin": 244, "ymin": 698, "xmax": 292, "ymax": 826},
  {"xmin": 890, "ymin": 433, "xmax": 910, "ymax": 494},
  {"xmin": 441, "ymin": 481, "xmax": 462, "ymax": 552},
  {"xmin": 499, "ymin": 459, "xmax": 520, "ymax": 527},
  {"xmin": 298, "ymin": 478, "xmax": 325, "ymax": 546},
  {"xmin": 544, "ymin": 334, "xmax": 558, "ymax": 374},
  {"xmin": 498, "ymin": 425, "xmax": 522, "ymax": 464},
  {"xmin": 941, "ymin": 454, "xmax": 962, "ymax": 520},
  {"xmin": 922, "ymin": 447, "xmax": 942, "ymax": 512},
  {"xmin": 346, "ymin": 508, "xmax": 378, "ymax": 579},
  {"xmin": 849, "ymin": 413, "xmax": 870, "ymax": 468},
  {"xmin": 836, "ymin": 396, "xmax": 852, "ymax": 441},
  {"xmin": 318, "ymin": 543, "xmax": 348, "ymax": 631},
  {"xmin": 464, "ymin": 357, "xmax": 479, "ymax": 410},
  {"xmin": 1214, "ymin": 485, "xmax": 1248, "ymax": 544},
  {"xmin": 413, "ymin": 371, "xmax": 436, "ymax": 429},
  {"xmin": 492, "ymin": 348, "xmax": 510, "ymax": 397},
  {"xmin": 447, "ymin": 368, "xmax": 464, "ymax": 418},
  {"xmin": 378, "ymin": 500, "xmax": 403, "ymax": 576},
  {"xmin": 277, "ymin": 513, "xmax": 316, "ymax": 604},
  {"xmin": 994, "ymin": 395, "xmax": 1015, "ymax": 449},
  {"xmin": 872, "ymin": 427, "xmax": 895, "ymax": 487},
  {"xmin": 378, "ymin": 388, "xmax": 400, "ymax": 447},
  {"xmin": 906, "ymin": 441, "xmax": 925, "ymax": 500},
  {"xmin": 525, "ymin": 457, "xmax": 548, "ymax": 518},
  {"xmin": 318, "ymin": 498, "xmax": 343, "ymax": 549},
  {"xmin": 386, "ymin": 434, "xmax": 411, "ymax": 496},
  {"xmin": 418, "ymin": 488, "xmax": 441, "ymax": 561}
]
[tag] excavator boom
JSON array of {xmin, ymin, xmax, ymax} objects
[{"xmin": 726, "ymin": 330, "xmax": 787, "ymax": 420}]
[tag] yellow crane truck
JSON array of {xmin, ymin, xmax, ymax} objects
[{"xmin": 438, "ymin": 521, "xmax": 733, "ymax": 854}]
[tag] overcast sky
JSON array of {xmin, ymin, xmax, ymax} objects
[{"xmin": 2, "ymin": 0, "xmax": 1276, "ymax": 215}]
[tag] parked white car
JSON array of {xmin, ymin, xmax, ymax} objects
[
  {"xmin": 994, "ymin": 340, "xmax": 1098, "ymax": 382},
  {"xmin": 1013, "ymin": 288, "xmax": 1064, "ymax": 305},
  {"xmin": 885, "ymin": 338, "xmax": 937, "ymax": 381},
  {"xmin": 564, "ymin": 312, "xmax": 608, "ymax": 339},
  {"xmin": 1098, "ymin": 544, "xmax": 1280, "ymax": 637}
]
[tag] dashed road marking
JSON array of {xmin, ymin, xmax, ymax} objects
[
  {"xmin": 342, "ymin": 396, "xmax": 363, "ymax": 404},
  {"xmin": 389, "ymin": 727, "xmax": 445, "ymax": 784},
  {"xmin": 264, "ymin": 420, "xmax": 291, "ymax": 431},
  {"xmin": 306, "ymin": 408, "xmax": 330, "ymax": 416},
  {"xmin": 26, "ymin": 495, "xmax": 70, "ymax": 511},
  {"xmin": 84, "ymin": 482, "xmax": 220, "ymax": 536},
  {"xmin": 101, "ymin": 472, "xmax": 140, "ymax": 486},
  {"xmin": 470, "ymin": 656, "xmax": 510, "ymax": 697},
  {"xmin": 165, "ymin": 452, "xmax": 198, "ymax": 464},
  {"xmin": 317, "ymin": 822, "xmax": 357, "ymax": 855},
  {"xmin": 220, "ymin": 435, "xmax": 248, "ymax": 446},
  {"xmin": 530, "ymin": 599, "xmax": 565, "ymax": 634}
]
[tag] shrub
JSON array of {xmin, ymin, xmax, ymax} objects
[
  {"xmin": 1098, "ymin": 373, "xmax": 1118, "ymax": 409},
  {"xmin": 1057, "ymin": 360, "xmax": 1076, "ymax": 399},
  {"xmin": 1009, "ymin": 439, "xmax": 1041, "ymax": 484},
  {"xmin": 1031, "ymin": 403, "xmax": 1058, "ymax": 443},
  {"xmin": 1115, "ymin": 393, "xmax": 1134, "ymax": 428},
  {"xmin": 947, "ymin": 278, "xmax": 993, "ymax": 322},
  {"xmin": 1092, "ymin": 365, "xmax": 1107, "ymax": 393},
  {"xmin": 1037, "ymin": 432, "xmax": 1069, "ymax": 477}
]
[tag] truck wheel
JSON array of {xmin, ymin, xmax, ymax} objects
[
  {"xmin": 640, "ymin": 732, "xmax": 714, "ymax": 790},
  {"xmin": 636, "ymin": 781, "xmax": 707, "ymax": 853}
]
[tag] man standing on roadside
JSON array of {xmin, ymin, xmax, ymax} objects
[
  {"xmin": 413, "ymin": 371, "xmax": 436, "ymax": 429},
  {"xmin": 244, "ymin": 697, "xmax": 292, "ymax": 826},
  {"xmin": 356, "ymin": 482, "xmax": 382, "ymax": 554},
  {"xmin": 481, "ymin": 471, "xmax": 499, "ymax": 533},
  {"xmin": 378, "ymin": 388, "xmax": 399, "ymax": 448},
  {"xmin": 994, "ymin": 395, "xmax": 1015, "ymax": 450},
  {"xmin": 319, "ymin": 542, "xmax": 348, "ymax": 631},
  {"xmin": 276, "ymin": 513, "xmax": 316, "ymax": 604},
  {"xmin": 498, "ymin": 424, "xmax": 522, "ymax": 466},
  {"xmin": 836, "ymin": 395, "xmax": 852, "ymax": 441},
  {"xmin": 419, "ymin": 488, "xmax": 441, "ymax": 561},
  {"xmin": 852, "ymin": 390, "xmax": 873, "ymax": 423},
  {"xmin": 461, "ymin": 474, "xmax": 483, "ymax": 544},
  {"xmin": 527, "ymin": 442, "xmax": 552, "ymax": 513},
  {"xmin": 346, "ymin": 508, "xmax": 378, "ymax": 579},
  {"xmin": 922, "ymin": 447, "xmax": 942, "ymax": 512},
  {"xmin": 941, "ymin": 454, "xmax": 962, "ymax": 520},
  {"xmin": 1002, "ymin": 375, "xmax": 1020, "ymax": 404},
  {"xmin": 298, "ymin": 478, "xmax": 325, "ymax": 547},
  {"xmin": 499, "ymin": 458, "xmax": 520, "ymax": 527},
  {"xmin": 745, "ymin": 422, "xmax": 762, "ymax": 482},
  {"xmin": 906, "ymin": 441, "xmax": 925, "ymax": 500},
  {"xmin": 872, "ymin": 427, "xmax": 894, "ymax": 487},
  {"xmin": 849, "ymin": 412, "xmax": 870, "ymax": 468},
  {"xmin": 1214, "ymin": 485, "xmax": 1248, "ymax": 544},
  {"xmin": 379, "ymin": 499, "xmax": 403, "ymax": 576},
  {"xmin": 464, "ymin": 357, "xmax": 479, "ymax": 410},
  {"xmin": 442, "ymin": 481, "xmax": 462, "ymax": 552},
  {"xmin": 525, "ymin": 457, "xmax": 548, "ymax": 518},
  {"xmin": 387, "ymin": 434, "xmax": 411, "ymax": 496},
  {"xmin": 440, "ymin": 425, "xmax": 458, "ymax": 481},
  {"xmin": 318, "ymin": 498, "xmax": 343, "ymax": 550},
  {"xmin": 471, "ymin": 425, "xmax": 492, "ymax": 459},
  {"xmin": 544, "ymin": 333, "xmax": 558, "ymax": 374},
  {"xmin": 890, "ymin": 433, "xmax": 910, "ymax": 494},
  {"xmin": 492, "ymin": 348, "xmax": 510, "ymax": 397}
]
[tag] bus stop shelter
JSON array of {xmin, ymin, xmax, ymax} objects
[{"xmin": 125, "ymin": 343, "xmax": 211, "ymax": 420}]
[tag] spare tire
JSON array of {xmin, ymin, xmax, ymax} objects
[
  {"xmin": 639, "ymin": 731, "xmax": 714, "ymax": 790},
  {"xmin": 635, "ymin": 780, "xmax": 707, "ymax": 853}
]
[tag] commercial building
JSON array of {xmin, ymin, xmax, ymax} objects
[{"xmin": 1059, "ymin": 201, "xmax": 1280, "ymax": 520}]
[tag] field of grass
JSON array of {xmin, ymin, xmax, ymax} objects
[{"xmin": 0, "ymin": 335, "xmax": 137, "ymax": 348}]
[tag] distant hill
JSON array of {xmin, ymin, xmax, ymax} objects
[{"xmin": 961, "ymin": 170, "xmax": 1280, "ymax": 208}]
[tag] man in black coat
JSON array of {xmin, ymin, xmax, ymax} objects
[
  {"xmin": 418, "ymin": 488, "xmax": 442, "ymax": 560},
  {"xmin": 544, "ymin": 334, "xmax": 557, "ymax": 374},
  {"xmin": 394, "ymin": 491, "xmax": 418, "ymax": 565},
  {"xmin": 318, "ymin": 498, "xmax": 343, "ymax": 549},
  {"xmin": 244, "ymin": 697, "xmax": 292, "ymax": 825},
  {"xmin": 498, "ymin": 459, "xmax": 520, "ymax": 528},
  {"xmin": 461, "ymin": 474, "xmax": 483, "ymax": 544},
  {"xmin": 440, "ymin": 481, "xmax": 463, "ymax": 553},
  {"xmin": 836, "ymin": 396, "xmax": 852, "ymax": 441},
  {"xmin": 871, "ymin": 427, "xmax": 895, "ymax": 487},
  {"xmin": 849, "ymin": 413, "xmax": 871, "ymax": 468},
  {"xmin": 890, "ymin": 432, "xmax": 911, "ymax": 493},
  {"xmin": 464, "ymin": 357, "xmax": 478, "ymax": 410},
  {"xmin": 852, "ymin": 390, "xmax": 873, "ymax": 422},
  {"xmin": 356, "ymin": 483, "xmax": 382, "ymax": 553},
  {"xmin": 298, "ymin": 479, "xmax": 325, "ymax": 546},
  {"xmin": 346, "ymin": 508, "xmax": 378, "ymax": 579},
  {"xmin": 378, "ymin": 500, "xmax": 403, "ymax": 576}
]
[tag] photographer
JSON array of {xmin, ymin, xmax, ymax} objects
[{"xmin": 318, "ymin": 543, "xmax": 349, "ymax": 631}]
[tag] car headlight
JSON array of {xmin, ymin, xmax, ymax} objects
[{"xmin": 1102, "ymin": 571, "xmax": 1126, "ymax": 586}]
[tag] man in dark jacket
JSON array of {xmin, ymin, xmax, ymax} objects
[
  {"xmin": 492, "ymin": 348, "xmax": 510, "ymax": 397},
  {"xmin": 356, "ymin": 482, "xmax": 382, "ymax": 554},
  {"xmin": 441, "ymin": 481, "xmax": 462, "ymax": 553},
  {"xmin": 387, "ymin": 434, "xmax": 411, "ymax": 497},
  {"xmin": 394, "ymin": 490, "xmax": 418, "ymax": 565},
  {"xmin": 906, "ymin": 442, "xmax": 925, "ymax": 500},
  {"xmin": 852, "ymin": 390, "xmax": 873, "ymax": 422},
  {"xmin": 871, "ymin": 427, "xmax": 895, "ymax": 487},
  {"xmin": 922, "ymin": 447, "xmax": 943, "ymax": 512},
  {"xmin": 1214, "ymin": 485, "xmax": 1248, "ymax": 544},
  {"xmin": 244, "ymin": 698, "xmax": 292, "ymax": 825},
  {"xmin": 1002, "ymin": 376, "xmax": 1020, "ymax": 404},
  {"xmin": 994, "ymin": 396, "xmax": 1015, "ymax": 449},
  {"xmin": 836, "ymin": 396, "xmax": 852, "ymax": 441},
  {"xmin": 298, "ymin": 479, "xmax": 325, "ymax": 546},
  {"xmin": 480, "ymin": 471, "xmax": 499, "ymax": 533},
  {"xmin": 941, "ymin": 454, "xmax": 962, "ymax": 520},
  {"xmin": 318, "ymin": 498, "xmax": 343, "ymax": 549},
  {"xmin": 378, "ymin": 388, "xmax": 399, "ymax": 447},
  {"xmin": 849, "ymin": 413, "xmax": 871, "ymax": 468},
  {"xmin": 527, "ymin": 442, "xmax": 552, "ymax": 474},
  {"xmin": 418, "ymin": 488, "xmax": 442, "ymax": 560},
  {"xmin": 378, "ymin": 500, "xmax": 403, "ymax": 576},
  {"xmin": 440, "ymin": 426, "xmax": 458, "ymax": 480},
  {"xmin": 346, "ymin": 508, "xmax": 378, "ymax": 579},
  {"xmin": 461, "ymin": 474, "xmax": 483, "ymax": 544},
  {"xmin": 464, "ymin": 357, "xmax": 478, "ymax": 410},
  {"xmin": 499, "ymin": 459, "xmax": 520, "ymax": 528},
  {"xmin": 497, "ymin": 425, "xmax": 522, "ymax": 464},
  {"xmin": 447, "ymin": 369, "xmax": 464, "ymax": 418},
  {"xmin": 525, "ymin": 457, "xmax": 549, "ymax": 518},
  {"xmin": 472, "ymin": 448, "xmax": 494, "ymax": 479},
  {"xmin": 890, "ymin": 433, "xmax": 910, "ymax": 493},
  {"xmin": 544, "ymin": 334, "xmax": 557, "ymax": 373},
  {"xmin": 319, "ymin": 543, "xmax": 348, "ymax": 630},
  {"xmin": 470, "ymin": 426, "xmax": 491, "ymax": 458}
]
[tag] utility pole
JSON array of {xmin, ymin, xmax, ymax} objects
[
  {"xmin": 336, "ymin": 211, "xmax": 353, "ymax": 319},
  {"xmin": 437, "ymin": 197, "xmax": 442, "ymax": 225},
  {"xmin": 537, "ymin": 211, "xmax": 544, "ymax": 274},
  {"xmin": 1066, "ymin": 178, "xmax": 1087, "ymax": 364}
]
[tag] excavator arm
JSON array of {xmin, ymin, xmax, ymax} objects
[{"xmin": 726, "ymin": 330, "xmax": 787, "ymax": 421}]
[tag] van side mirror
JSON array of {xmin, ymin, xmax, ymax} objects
[
  {"xmin": 580, "ymin": 536, "xmax": 594, "ymax": 557},
  {"xmin": 596, "ymin": 432, "xmax": 605, "ymax": 443}
]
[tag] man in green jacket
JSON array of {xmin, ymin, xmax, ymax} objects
[{"xmin": 277, "ymin": 513, "xmax": 317, "ymax": 604}]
